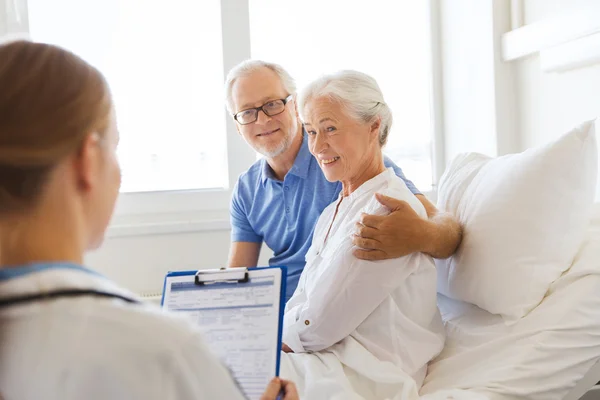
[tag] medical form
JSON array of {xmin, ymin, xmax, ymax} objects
[{"xmin": 161, "ymin": 267, "xmax": 286, "ymax": 400}]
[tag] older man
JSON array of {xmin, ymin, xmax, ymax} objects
[{"xmin": 224, "ymin": 60, "xmax": 462, "ymax": 301}]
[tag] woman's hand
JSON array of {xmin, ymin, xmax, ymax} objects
[
  {"xmin": 281, "ymin": 343, "xmax": 294, "ymax": 353},
  {"xmin": 260, "ymin": 377, "xmax": 299, "ymax": 400}
]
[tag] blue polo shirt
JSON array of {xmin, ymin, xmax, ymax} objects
[{"xmin": 230, "ymin": 134, "xmax": 420, "ymax": 301}]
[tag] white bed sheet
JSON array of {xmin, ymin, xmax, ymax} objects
[{"xmin": 421, "ymin": 214, "xmax": 600, "ymax": 400}]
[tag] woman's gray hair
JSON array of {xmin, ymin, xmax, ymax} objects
[
  {"xmin": 224, "ymin": 59, "xmax": 297, "ymax": 114},
  {"xmin": 297, "ymin": 70, "xmax": 393, "ymax": 146}
]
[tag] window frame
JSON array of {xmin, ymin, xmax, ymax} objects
[{"xmin": 3, "ymin": 0, "xmax": 444, "ymax": 236}]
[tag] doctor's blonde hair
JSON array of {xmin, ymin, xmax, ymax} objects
[
  {"xmin": 297, "ymin": 70, "xmax": 393, "ymax": 147},
  {"xmin": 0, "ymin": 40, "xmax": 112, "ymax": 214}
]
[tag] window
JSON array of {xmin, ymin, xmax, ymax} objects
[
  {"xmin": 27, "ymin": 0, "xmax": 229, "ymax": 193},
  {"xmin": 249, "ymin": 0, "xmax": 436, "ymax": 191}
]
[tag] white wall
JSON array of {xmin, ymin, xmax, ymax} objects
[
  {"xmin": 516, "ymin": 0, "xmax": 600, "ymax": 149},
  {"xmin": 86, "ymin": 215, "xmax": 273, "ymax": 297},
  {"xmin": 84, "ymin": 210, "xmax": 273, "ymax": 297},
  {"xmin": 86, "ymin": 230, "xmax": 232, "ymax": 297},
  {"xmin": 439, "ymin": 0, "xmax": 599, "ymax": 160},
  {"xmin": 517, "ymin": 57, "xmax": 600, "ymax": 150},
  {"xmin": 438, "ymin": 0, "xmax": 519, "ymax": 163},
  {"xmin": 439, "ymin": 0, "xmax": 496, "ymax": 160},
  {"xmin": 86, "ymin": 225, "xmax": 273, "ymax": 298}
]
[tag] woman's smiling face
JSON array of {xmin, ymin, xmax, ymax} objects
[{"xmin": 303, "ymin": 96, "xmax": 381, "ymax": 188}]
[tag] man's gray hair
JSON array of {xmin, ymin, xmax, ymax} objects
[
  {"xmin": 224, "ymin": 59, "xmax": 297, "ymax": 114},
  {"xmin": 297, "ymin": 70, "xmax": 393, "ymax": 146}
]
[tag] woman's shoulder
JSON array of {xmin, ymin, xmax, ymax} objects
[{"xmin": 368, "ymin": 173, "xmax": 427, "ymax": 218}]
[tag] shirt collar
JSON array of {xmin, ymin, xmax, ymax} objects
[
  {"xmin": 340, "ymin": 167, "xmax": 395, "ymax": 202},
  {"xmin": 260, "ymin": 159, "xmax": 277, "ymax": 183},
  {"xmin": 261, "ymin": 131, "xmax": 312, "ymax": 183},
  {"xmin": 0, "ymin": 262, "xmax": 100, "ymax": 282}
]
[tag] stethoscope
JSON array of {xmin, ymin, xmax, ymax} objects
[{"xmin": 0, "ymin": 289, "xmax": 138, "ymax": 308}]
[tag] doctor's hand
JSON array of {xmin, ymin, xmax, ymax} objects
[
  {"xmin": 353, "ymin": 193, "xmax": 432, "ymax": 261},
  {"xmin": 281, "ymin": 343, "xmax": 294, "ymax": 353},
  {"xmin": 261, "ymin": 377, "xmax": 299, "ymax": 400}
]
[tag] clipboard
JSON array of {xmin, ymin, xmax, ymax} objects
[{"xmin": 161, "ymin": 266, "xmax": 287, "ymax": 400}]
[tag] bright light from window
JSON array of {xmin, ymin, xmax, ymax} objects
[
  {"xmin": 28, "ymin": 0, "xmax": 228, "ymax": 193},
  {"xmin": 249, "ymin": 0, "xmax": 434, "ymax": 191}
]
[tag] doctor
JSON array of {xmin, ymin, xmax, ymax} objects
[
  {"xmin": 0, "ymin": 40, "xmax": 297, "ymax": 400},
  {"xmin": 225, "ymin": 60, "xmax": 463, "ymax": 301}
]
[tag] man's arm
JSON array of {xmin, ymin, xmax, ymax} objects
[
  {"xmin": 228, "ymin": 179, "xmax": 263, "ymax": 267},
  {"xmin": 414, "ymin": 194, "xmax": 463, "ymax": 258},
  {"xmin": 227, "ymin": 241, "xmax": 262, "ymax": 268},
  {"xmin": 352, "ymin": 193, "xmax": 463, "ymax": 261}
]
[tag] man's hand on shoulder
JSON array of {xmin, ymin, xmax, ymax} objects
[
  {"xmin": 352, "ymin": 193, "xmax": 462, "ymax": 261},
  {"xmin": 352, "ymin": 193, "xmax": 432, "ymax": 261}
]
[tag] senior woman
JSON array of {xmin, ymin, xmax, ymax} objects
[{"xmin": 279, "ymin": 71, "xmax": 445, "ymax": 400}]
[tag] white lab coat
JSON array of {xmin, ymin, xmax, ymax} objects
[
  {"xmin": 280, "ymin": 168, "xmax": 446, "ymax": 400},
  {"xmin": 0, "ymin": 264, "xmax": 246, "ymax": 400}
]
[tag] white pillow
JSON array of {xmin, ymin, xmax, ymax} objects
[{"xmin": 436, "ymin": 120, "xmax": 598, "ymax": 321}]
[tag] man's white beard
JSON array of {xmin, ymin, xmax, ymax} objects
[{"xmin": 256, "ymin": 130, "xmax": 294, "ymax": 159}]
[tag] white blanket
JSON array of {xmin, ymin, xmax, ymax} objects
[{"xmin": 281, "ymin": 342, "xmax": 488, "ymax": 400}]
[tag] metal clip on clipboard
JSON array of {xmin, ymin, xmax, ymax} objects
[{"xmin": 194, "ymin": 267, "xmax": 250, "ymax": 286}]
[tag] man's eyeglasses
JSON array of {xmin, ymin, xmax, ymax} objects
[{"xmin": 233, "ymin": 95, "xmax": 293, "ymax": 125}]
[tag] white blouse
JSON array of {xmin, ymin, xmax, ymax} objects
[{"xmin": 282, "ymin": 168, "xmax": 445, "ymax": 386}]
